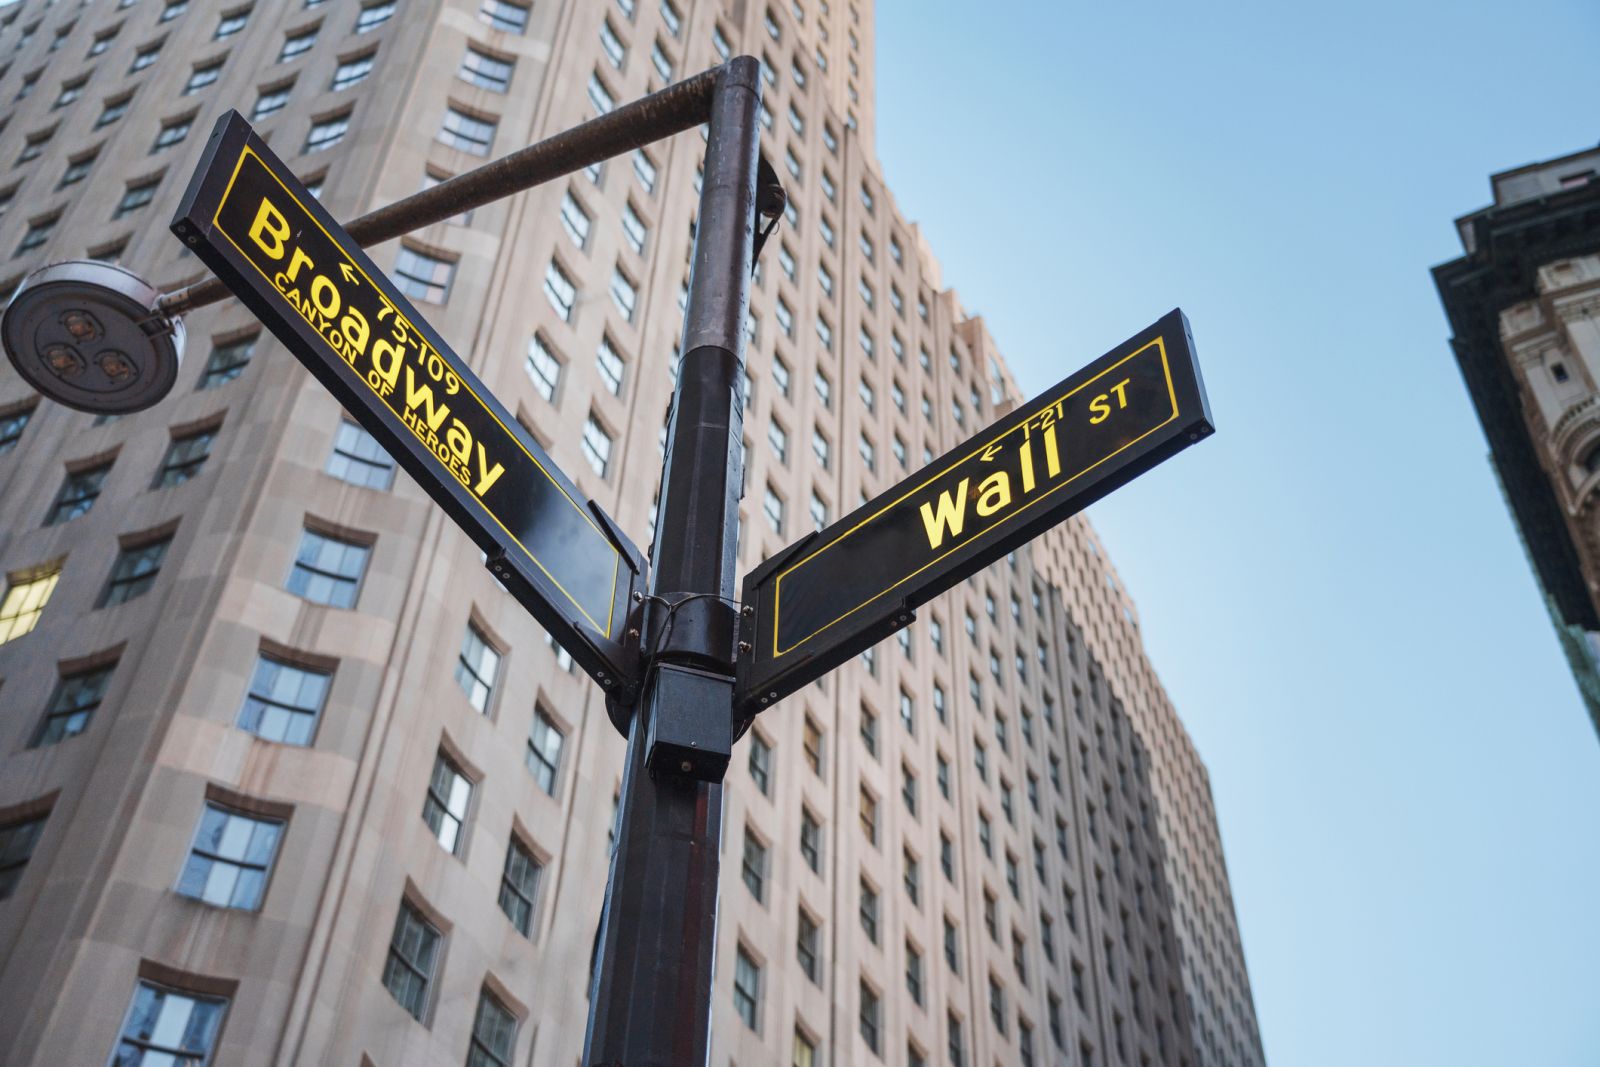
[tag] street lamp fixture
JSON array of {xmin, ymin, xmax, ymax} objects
[{"xmin": 1, "ymin": 259, "xmax": 185, "ymax": 414}]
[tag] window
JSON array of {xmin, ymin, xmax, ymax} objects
[
  {"xmin": 748, "ymin": 731, "xmax": 772, "ymax": 794},
  {"xmin": 440, "ymin": 107, "xmax": 496, "ymax": 154},
  {"xmin": 733, "ymin": 945, "xmax": 761, "ymax": 1030},
  {"xmin": 799, "ymin": 807, "xmax": 821, "ymax": 872},
  {"xmin": 279, "ymin": 27, "xmax": 317, "ymax": 62},
  {"xmin": 859, "ymin": 876, "xmax": 879, "ymax": 942},
  {"xmin": 582, "ymin": 414, "xmax": 612, "ymax": 477},
  {"xmin": 989, "ymin": 976, "xmax": 1007, "ymax": 1033},
  {"xmin": 467, "ymin": 989, "xmax": 518, "ymax": 1067},
  {"xmin": 183, "ymin": 60, "xmax": 223, "ymax": 95},
  {"xmin": 332, "ymin": 52, "xmax": 375, "ymax": 90},
  {"xmin": 383, "ymin": 898, "xmax": 441, "ymax": 1019},
  {"xmin": 947, "ymin": 1011, "xmax": 965, "ymax": 1067},
  {"xmin": 46, "ymin": 462, "xmax": 111, "ymax": 525},
  {"xmin": 326, "ymin": 419, "xmax": 395, "ymax": 489},
  {"xmin": 287, "ymin": 527, "xmax": 370, "ymax": 608},
  {"xmin": 587, "ymin": 70, "xmax": 616, "ymax": 114},
  {"xmin": 89, "ymin": 27, "xmax": 121, "ymax": 56},
  {"xmin": 114, "ymin": 982, "xmax": 228, "ymax": 1065},
  {"xmin": 454, "ymin": 622, "xmax": 500, "ymax": 712},
  {"xmin": 621, "ymin": 200, "xmax": 648, "ymax": 253},
  {"xmin": 904, "ymin": 847, "xmax": 921, "ymax": 904},
  {"xmin": 498, "ymin": 835, "xmax": 542, "ymax": 935},
  {"xmin": 355, "ymin": 0, "xmax": 396, "ymax": 32},
  {"xmin": 0, "ymin": 810, "xmax": 48, "ymax": 899},
  {"xmin": 17, "ymin": 213, "xmax": 59, "ymax": 255},
  {"xmin": 100, "ymin": 535, "xmax": 172, "ymax": 607},
  {"xmin": 215, "ymin": 8, "xmax": 250, "ymax": 37},
  {"xmin": 859, "ymin": 703, "xmax": 878, "ymax": 755},
  {"xmin": 859, "ymin": 979, "xmax": 881, "ymax": 1054},
  {"xmin": 254, "ymin": 82, "xmax": 293, "ymax": 117},
  {"xmin": 752, "ymin": 483, "xmax": 781, "ymax": 534},
  {"xmin": 161, "ymin": 0, "xmax": 188, "ymax": 21},
  {"xmin": 239, "ymin": 654, "xmax": 330, "ymax": 745},
  {"xmin": 558, "ymin": 190, "xmax": 591, "ymax": 248},
  {"xmin": 741, "ymin": 827, "xmax": 768, "ymax": 901},
  {"xmin": 479, "ymin": 0, "xmax": 528, "ymax": 32},
  {"xmin": 659, "ymin": 0, "xmax": 682, "ymax": 35},
  {"xmin": 98, "ymin": 94, "xmax": 135, "ymax": 128},
  {"xmin": 422, "ymin": 751, "xmax": 472, "ymax": 853},
  {"xmin": 55, "ymin": 150, "xmax": 95, "ymax": 190},
  {"xmin": 0, "ymin": 568, "xmax": 59, "ymax": 644},
  {"xmin": 527, "ymin": 708, "xmax": 564, "ymax": 793},
  {"xmin": 633, "ymin": 149, "xmax": 657, "ymax": 192},
  {"xmin": 393, "ymin": 246, "xmax": 454, "ymax": 303},
  {"xmin": 650, "ymin": 39, "xmax": 673, "ymax": 81},
  {"xmin": 114, "ymin": 172, "xmax": 164, "ymax": 216},
  {"xmin": 152, "ymin": 425, "xmax": 216, "ymax": 488},
  {"xmin": 153, "ymin": 115, "xmax": 194, "ymax": 152},
  {"xmin": 803, "ymin": 715, "xmax": 823, "ymax": 776},
  {"xmin": 543, "ymin": 260, "xmax": 576, "ymax": 320},
  {"xmin": 936, "ymin": 752, "xmax": 951, "ymax": 798},
  {"xmin": 177, "ymin": 802, "xmax": 283, "ymax": 910},
  {"xmin": 609, "ymin": 266, "xmax": 637, "ymax": 321},
  {"xmin": 526, "ymin": 334, "xmax": 561, "ymax": 399},
  {"xmin": 0, "ymin": 404, "xmax": 34, "ymax": 454},
  {"xmin": 33, "ymin": 662, "xmax": 114, "ymax": 745},
  {"xmin": 794, "ymin": 907, "xmax": 822, "ymax": 983},
  {"xmin": 809, "ymin": 492, "xmax": 828, "ymax": 531}
]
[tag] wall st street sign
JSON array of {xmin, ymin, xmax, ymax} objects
[
  {"xmin": 171, "ymin": 112, "xmax": 644, "ymax": 693},
  {"xmin": 736, "ymin": 309, "xmax": 1213, "ymax": 714}
]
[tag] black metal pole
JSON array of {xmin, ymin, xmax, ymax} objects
[{"xmin": 582, "ymin": 56, "xmax": 761, "ymax": 1067}]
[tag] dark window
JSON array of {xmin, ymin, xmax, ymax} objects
[
  {"xmin": 498, "ymin": 835, "xmax": 542, "ymax": 936},
  {"xmin": 796, "ymin": 908, "xmax": 820, "ymax": 982},
  {"xmin": 799, "ymin": 807, "xmax": 821, "ymax": 873},
  {"xmin": 0, "ymin": 404, "xmax": 33, "ymax": 453},
  {"xmin": 46, "ymin": 463, "xmax": 110, "ymax": 525},
  {"xmin": 100, "ymin": 534, "xmax": 172, "ymax": 607},
  {"xmin": 747, "ymin": 731, "xmax": 771, "ymax": 794},
  {"xmin": 859, "ymin": 979, "xmax": 881, "ymax": 1053},
  {"xmin": 383, "ymin": 898, "xmax": 441, "ymax": 1020},
  {"xmin": 0, "ymin": 811, "xmax": 49, "ymax": 898},
  {"xmin": 741, "ymin": 827, "xmax": 767, "ymax": 902},
  {"xmin": 526, "ymin": 709, "xmax": 563, "ymax": 793},
  {"xmin": 156, "ymin": 426, "xmax": 216, "ymax": 486},
  {"xmin": 732, "ymin": 945, "xmax": 760, "ymax": 1029},
  {"xmin": 177, "ymin": 802, "xmax": 283, "ymax": 910},
  {"xmin": 199, "ymin": 333, "xmax": 257, "ymax": 388},
  {"xmin": 34, "ymin": 663, "xmax": 117, "ymax": 747},
  {"xmin": 467, "ymin": 988, "xmax": 518, "ymax": 1067},
  {"xmin": 859, "ymin": 877, "xmax": 879, "ymax": 942}
]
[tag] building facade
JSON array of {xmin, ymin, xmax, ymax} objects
[
  {"xmin": 1435, "ymin": 145, "xmax": 1600, "ymax": 740},
  {"xmin": 0, "ymin": 0, "xmax": 1265, "ymax": 1064}
]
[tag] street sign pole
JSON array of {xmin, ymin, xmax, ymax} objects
[{"xmin": 582, "ymin": 56, "xmax": 761, "ymax": 1067}]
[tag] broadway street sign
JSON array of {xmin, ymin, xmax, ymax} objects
[
  {"xmin": 171, "ymin": 111, "xmax": 644, "ymax": 694},
  {"xmin": 736, "ymin": 309, "xmax": 1212, "ymax": 714}
]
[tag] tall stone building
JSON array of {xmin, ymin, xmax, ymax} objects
[
  {"xmin": 0, "ymin": 0, "xmax": 1266, "ymax": 1064},
  {"xmin": 1435, "ymin": 145, "xmax": 1600, "ymax": 739}
]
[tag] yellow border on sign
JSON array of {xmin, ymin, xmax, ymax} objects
[
  {"xmin": 770, "ymin": 338, "xmax": 1179, "ymax": 658},
  {"xmin": 212, "ymin": 146, "xmax": 621, "ymax": 639}
]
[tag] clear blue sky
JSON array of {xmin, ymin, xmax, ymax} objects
[{"xmin": 875, "ymin": 2, "xmax": 1600, "ymax": 1064}]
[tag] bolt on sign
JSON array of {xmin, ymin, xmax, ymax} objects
[
  {"xmin": 736, "ymin": 308, "xmax": 1213, "ymax": 714},
  {"xmin": 171, "ymin": 112, "xmax": 644, "ymax": 693}
]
